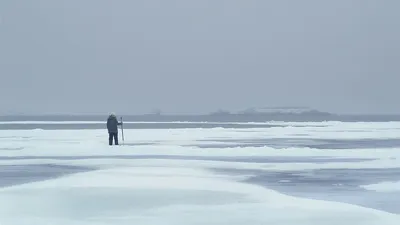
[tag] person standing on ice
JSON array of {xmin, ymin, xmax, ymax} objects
[{"xmin": 107, "ymin": 113, "xmax": 122, "ymax": 145}]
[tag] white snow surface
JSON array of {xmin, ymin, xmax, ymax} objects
[
  {"xmin": 362, "ymin": 181, "xmax": 400, "ymax": 192},
  {"xmin": 1, "ymin": 121, "xmax": 400, "ymax": 224}
]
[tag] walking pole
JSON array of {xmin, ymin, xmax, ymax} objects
[{"xmin": 120, "ymin": 116, "xmax": 125, "ymax": 145}]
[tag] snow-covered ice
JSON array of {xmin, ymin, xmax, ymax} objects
[
  {"xmin": 1, "ymin": 121, "xmax": 400, "ymax": 224},
  {"xmin": 362, "ymin": 181, "xmax": 400, "ymax": 192}
]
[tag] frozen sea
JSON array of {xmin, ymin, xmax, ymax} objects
[{"xmin": 1, "ymin": 121, "xmax": 400, "ymax": 224}]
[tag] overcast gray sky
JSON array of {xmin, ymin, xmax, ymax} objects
[{"xmin": 0, "ymin": 0, "xmax": 399, "ymax": 115}]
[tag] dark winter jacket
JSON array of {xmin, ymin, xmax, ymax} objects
[{"xmin": 107, "ymin": 115, "xmax": 121, "ymax": 133}]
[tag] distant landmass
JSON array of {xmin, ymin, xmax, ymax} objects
[{"xmin": 2, "ymin": 107, "xmax": 400, "ymax": 122}]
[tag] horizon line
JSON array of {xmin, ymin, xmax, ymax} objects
[{"xmin": 2, "ymin": 111, "xmax": 400, "ymax": 117}]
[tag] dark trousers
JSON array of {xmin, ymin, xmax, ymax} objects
[{"xmin": 109, "ymin": 132, "xmax": 119, "ymax": 145}]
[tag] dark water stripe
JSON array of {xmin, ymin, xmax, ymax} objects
[
  {"xmin": 0, "ymin": 155, "xmax": 374, "ymax": 163},
  {"xmin": 189, "ymin": 138, "xmax": 400, "ymax": 149}
]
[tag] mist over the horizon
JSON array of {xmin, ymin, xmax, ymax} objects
[{"xmin": 1, "ymin": 0, "xmax": 399, "ymax": 115}]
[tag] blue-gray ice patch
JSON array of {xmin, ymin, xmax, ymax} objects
[
  {"xmin": 0, "ymin": 164, "xmax": 93, "ymax": 188},
  {"xmin": 214, "ymin": 167, "xmax": 400, "ymax": 214}
]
